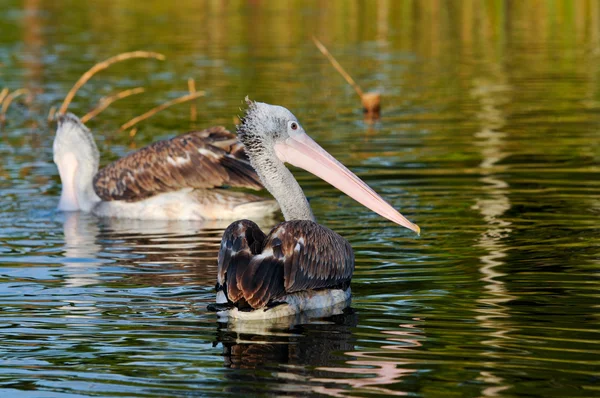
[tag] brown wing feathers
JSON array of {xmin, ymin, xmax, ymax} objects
[
  {"xmin": 277, "ymin": 221, "xmax": 354, "ymax": 293},
  {"xmin": 238, "ymin": 257, "xmax": 286, "ymax": 309},
  {"xmin": 217, "ymin": 220, "xmax": 268, "ymax": 306},
  {"xmin": 217, "ymin": 219, "xmax": 354, "ymax": 310},
  {"xmin": 93, "ymin": 126, "xmax": 263, "ymax": 202}
]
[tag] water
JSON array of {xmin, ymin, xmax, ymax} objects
[{"xmin": 1, "ymin": 1, "xmax": 599, "ymax": 396}]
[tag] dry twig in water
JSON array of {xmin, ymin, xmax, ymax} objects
[
  {"xmin": 47, "ymin": 106, "xmax": 56, "ymax": 122},
  {"xmin": 81, "ymin": 87, "xmax": 145, "ymax": 124},
  {"xmin": 312, "ymin": 36, "xmax": 364, "ymax": 98},
  {"xmin": 58, "ymin": 51, "xmax": 165, "ymax": 115},
  {"xmin": 0, "ymin": 88, "xmax": 30, "ymax": 121},
  {"xmin": 0, "ymin": 88, "xmax": 9, "ymax": 107},
  {"xmin": 312, "ymin": 36, "xmax": 381, "ymax": 121},
  {"xmin": 120, "ymin": 91, "xmax": 206, "ymax": 131},
  {"xmin": 188, "ymin": 78, "xmax": 197, "ymax": 122}
]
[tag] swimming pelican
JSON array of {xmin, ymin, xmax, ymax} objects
[
  {"xmin": 211, "ymin": 99, "xmax": 419, "ymax": 319},
  {"xmin": 53, "ymin": 113, "xmax": 278, "ymax": 220}
]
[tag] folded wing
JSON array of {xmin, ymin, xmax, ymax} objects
[
  {"xmin": 93, "ymin": 127, "xmax": 263, "ymax": 202},
  {"xmin": 217, "ymin": 219, "xmax": 354, "ymax": 309}
]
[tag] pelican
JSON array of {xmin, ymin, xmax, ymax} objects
[
  {"xmin": 53, "ymin": 113, "xmax": 278, "ymax": 220},
  {"xmin": 211, "ymin": 99, "xmax": 419, "ymax": 319}
]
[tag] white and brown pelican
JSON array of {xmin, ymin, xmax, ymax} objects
[
  {"xmin": 53, "ymin": 113, "xmax": 278, "ymax": 220},
  {"xmin": 211, "ymin": 99, "xmax": 420, "ymax": 319}
]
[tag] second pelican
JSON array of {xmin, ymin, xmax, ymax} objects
[{"xmin": 53, "ymin": 113, "xmax": 278, "ymax": 220}]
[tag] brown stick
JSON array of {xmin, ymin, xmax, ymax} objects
[
  {"xmin": 81, "ymin": 87, "xmax": 145, "ymax": 124},
  {"xmin": 0, "ymin": 88, "xmax": 9, "ymax": 107},
  {"xmin": 58, "ymin": 51, "xmax": 166, "ymax": 115},
  {"xmin": 47, "ymin": 106, "xmax": 56, "ymax": 122},
  {"xmin": 312, "ymin": 36, "xmax": 364, "ymax": 98},
  {"xmin": 0, "ymin": 88, "xmax": 30, "ymax": 120},
  {"xmin": 120, "ymin": 91, "xmax": 206, "ymax": 131},
  {"xmin": 188, "ymin": 78, "xmax": 197, "ymax": 122}
]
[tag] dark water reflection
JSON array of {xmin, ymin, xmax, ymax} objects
[{"xmin": 1, "ymin": 0, "xmax": 599, "ymax": 397}]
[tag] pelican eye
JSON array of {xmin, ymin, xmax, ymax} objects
[{"xmin": 291, "ymin": 122, "xmax": 298, "ymax": 130}]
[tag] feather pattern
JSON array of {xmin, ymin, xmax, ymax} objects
[
  {"xmin": 93, "ymin": 127, "xmax": 263, "ymax": 202},
  {"xmin": 217, "ymin": 219, "xmax": 354, "ymax": 309}
]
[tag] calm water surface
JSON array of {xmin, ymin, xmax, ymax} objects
[{"xmin": 0, "ymin": 1, "xmax": 599, "ymax": 397}]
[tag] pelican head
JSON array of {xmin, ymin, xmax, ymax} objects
[
  {"xmin": 237, "ymin": 98, "xmax": 420, "ymax": 234},
  {"xmin": 237, "ymin": 98, "xmax": 303, "ymax": 156},
  {"xmin": 53, "ymin": 113, "xmax": 101, "ymax": 212}
]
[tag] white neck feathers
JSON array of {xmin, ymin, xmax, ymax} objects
[
  {"xmin": 247, "ymin": 146, "xmax": 315, "ymax": 222},
  {"xmin": 54, "ymin": 114, "xmax": 101, "ymax": 212}
]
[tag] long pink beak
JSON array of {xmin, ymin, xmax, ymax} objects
[{"xmin": 274, "ymin": 132, "xmax": 420, "ymax": 235}]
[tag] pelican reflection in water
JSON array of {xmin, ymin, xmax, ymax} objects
[
  {"xmin": 210, "ymin": 99, "xmax": 419, "ymax": 319},
  {"xmin": 216, "ymin": 306, "xmax": 358, "ymax": 370},
  {"xmin": 58, "ymin": 211, "xmax": 276, "ymax": 289}
]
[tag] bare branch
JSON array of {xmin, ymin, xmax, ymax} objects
[
  {"xmin": 0, "ymin": 88, "xmax": 9, "ymax": 107},
  {"xmin": 312, "ymin": 36, "xmax": 364, "ymax": 98},
  {"xmin": 58, "ymin": 51, "xmax": 165, "ymax": 114},
  {"xmin": 120, "ymin": 91, "xmax": 206, "ymax": 131},
  {"xmin": 81, "ymin": 87, "xmax": 145, "ymax": 123},
  {"xmin": 188, "ymin": 78, "xmax": 197, "ymax": 122},
  {"xmin": 0, "ymin": 88, "xmax": 30, "ymax": 121},
  {"xmin": 47, "ymin": 106, "xmax": 56, "ymax": 122}
]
